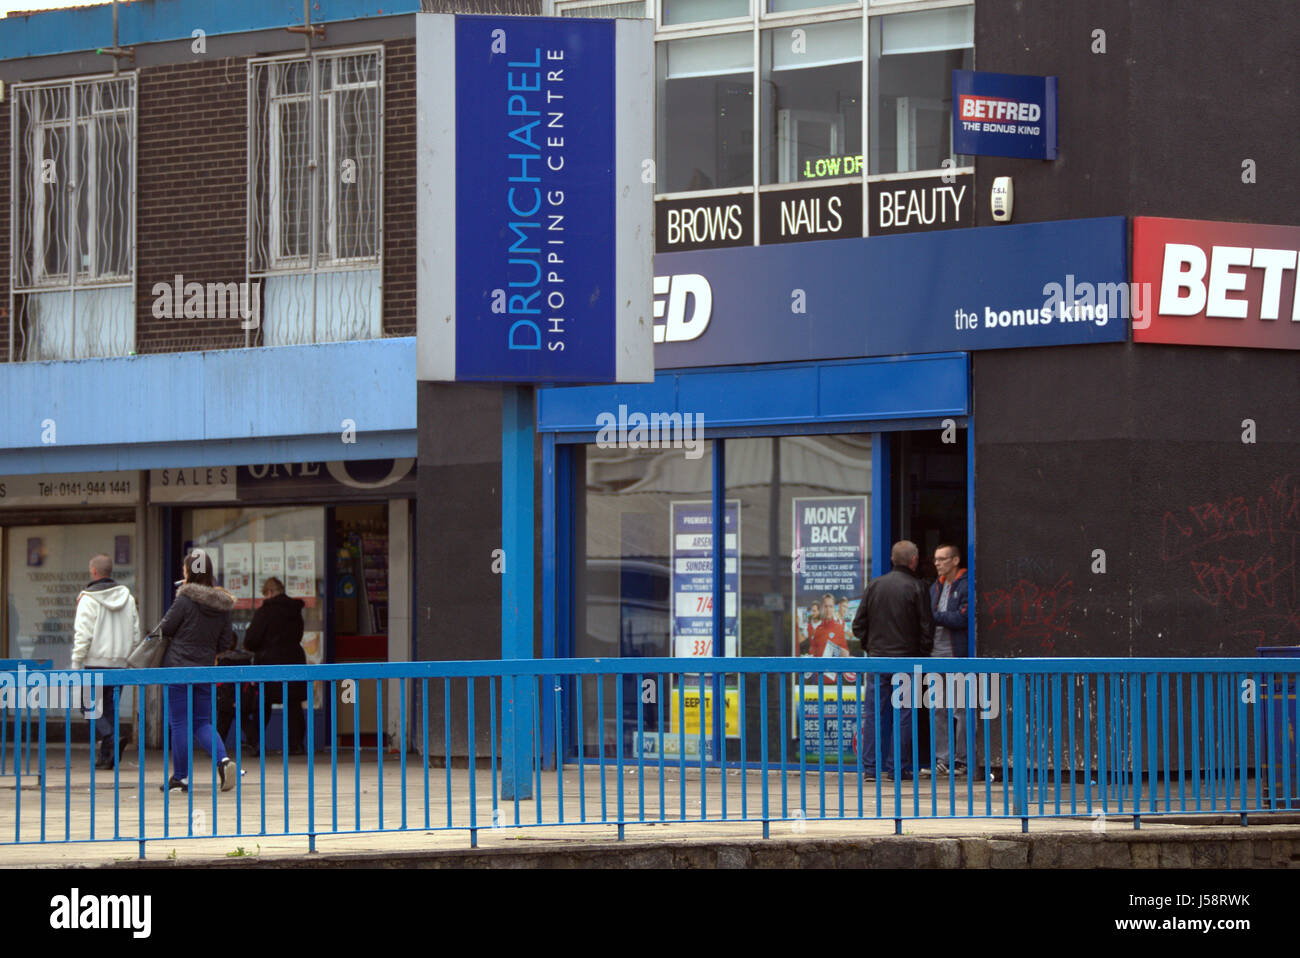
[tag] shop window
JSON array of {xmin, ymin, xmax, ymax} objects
[
  {"xmin": 9, "ymin": 75, "xmax": 136, "ymax": 361},
  {"xmin": 768, "ymin": 0, "xmax": 861, "ymax": 11},
  {"xmin": 574, "ymin": 442, "xmax": 713, "ymax": 752},
  {"xmin": 180, "ymin": 506, "xmax": 326, "ymax": 655},
  {"xmin": 759, "ymin": 19, "xmax": 862, "ymax": 184},
  {"xmin": 5, "ymin": 523, "xmax": 136, "ymax": 669},
  {"xmin": 570, "ymin": 433, "xmax": 871, "ymax": 760},
  {"xmin": 656, "ymin": 33, "xmax": 754, "ymax": 193},
  {"xmin": 868, "ymin": 6, "xmax": 972, "ymax": 174},
  {"xmin": 248, "ymin": 48, "xmax": 383, "ymax": 344}
]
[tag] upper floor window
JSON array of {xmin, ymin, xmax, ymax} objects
[
  {"xmin": 654, "ymin": 0, "xmax": 973, "ymax": 201},
  {"xmin": 10, "ymin": 75, "xmax": 136, "ymax": 361},
  {"xmin": 868, "ymin": 5, "xmax": 973, "ymax": 174},
  {"xmin": 248, "ymin": 48, "xmax": 383, "ymax": 275},
  {"xmin": 247, "ymin": 48, "xmax": 383, "ymax": 346},
  {"xmin": 760, "ymin": 18, "xmax": 862, "ymax": 185},
  {"xmin": 12, "ymin": 76, "xmax": 135, "ymax": 290},
  {"xmin": 556, "ymin": 0, "xmax": 652, "ymax": 16},
  {"xmin": 657, "ymin": 32, "xmax": 755, "ymax": 193}
]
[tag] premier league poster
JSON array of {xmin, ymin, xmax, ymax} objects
[{"xmin": 792, "ymin": 496, "xmax": 867, "ymax": 760}]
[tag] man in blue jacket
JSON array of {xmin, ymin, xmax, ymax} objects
[{"xmin": 929, "ymin": 544, "xmax": 969, "ymax": 775}]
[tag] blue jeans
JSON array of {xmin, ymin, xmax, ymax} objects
[
  {"xmin": 930, "ymin": 634, "xmax": 967, "ymax": 767},
  {"xmin": 859, "ymin": 670, "xmax": 913, "ymax": 777},
  {"xmin": 165, "ymin": 684, "xmax": 228, "ymax": 780},
  {"xmin": 82, "ymin": 670, "xmax": 123, "ymax": 758}
]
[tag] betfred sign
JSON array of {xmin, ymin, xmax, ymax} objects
[
  {"xmin": 1132, "ymin": 217, "xmax": 1300, "ymax": 350},
  {"xmin": 952, "ymin": 70, "xmax": 1058, "ymax": 161}
]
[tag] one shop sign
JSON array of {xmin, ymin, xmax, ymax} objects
[
  {"xmin": 1132, "ymin": 217, "xmax": 1300, "ymax": 350},
  {"xmin": 952, "ymin": 69, "xmax": 1059, "ymax": 161},
  {"xmin": 416, "ymin": 14, "xmax": 654, "ymax": 384}
]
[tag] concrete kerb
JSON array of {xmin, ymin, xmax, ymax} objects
[{"xmin": 37, "ymin": 826, "xmax": 1300, "ymax": 870}]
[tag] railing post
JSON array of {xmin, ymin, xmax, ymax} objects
[{"xmin": 1012, "ymin": 672, "xmax": 1028, "ymax": 831}]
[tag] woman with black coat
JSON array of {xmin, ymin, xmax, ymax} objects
[
  {"xmin": 243, "ymin": 576, "xmax": 309, "ymax": 752},
  {"xmin": 158, "ymin": 550, "xmax": 239, "ymax": 792}
]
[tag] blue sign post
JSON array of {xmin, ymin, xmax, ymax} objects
[{"xmin": 416, "ymin": 14, "xmax": 654, "ymax": 802}]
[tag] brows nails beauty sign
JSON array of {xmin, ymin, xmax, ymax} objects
[{"xmin": 416, "ymin": 14, "xmax": 655, "ymax": 385}]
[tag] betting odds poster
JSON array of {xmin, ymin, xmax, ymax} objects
[
  {"xmin": 670, "ymin": 499, "xmax": 740, "ymax": 741},
  {"xmin": 792, "ymin": 495, "xmax": 867, "ymax": 761},
  {"xmin": 669, "ymin": 499, "xmax": 740, "ymax": 658}
]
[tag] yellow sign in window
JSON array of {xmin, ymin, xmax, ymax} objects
[{"xmin": 671, "ymin": 684, "xmax": 740, "ymax": 738}]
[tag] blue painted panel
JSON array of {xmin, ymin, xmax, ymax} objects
[
  {"xmin": 536, "ymin": 375, "xmax": 678, "ymax": 434},
  {"xmin": 537, "ymin": 354, "xmax": 967, "ymax": 435},
  {"xmin": 0, "ymin": 0, "xmax": 420, "ymax": 61},
  {"xmin": 818, "ymin": 355, "xmax": 966, "ymax": 422},
  {"xmin": 0, "ymin": 339, "xmax": 416, "ymax": 475},
  {"xmin": 651, "ymin": 217, "xmax": 1127, "ymax": 369},
  {"xmin": 0, "ymin": 434, "xmax": 417, "ymax": 477},
  {"xmin": 676, "ymin": 365, "xmax": 819, "ymax": 426}
]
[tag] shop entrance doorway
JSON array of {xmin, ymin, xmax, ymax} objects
[
  {"xmin": 889, "ymin": 426, "xmax": 969, "ymax": 760},
  {"xmin": 330, "ymin": 504, "xmax": 389, "ymax": 748},
  {"xmin": 891, "ymin": 427, "xmax": 968, "ymax": 583}
]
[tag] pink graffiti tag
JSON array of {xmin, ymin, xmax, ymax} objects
[
  {"xmin": 1160, "ymin": 475, "xmax": 1300, "ymax": 645},
  {"xmin": 985, "ymin": 575, "xmax": 1076, "ymax": 652}
]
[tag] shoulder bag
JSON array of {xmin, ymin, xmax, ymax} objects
[{"xmin": 126, "ymin": 623, "xmax": 169, "ymax": 670}]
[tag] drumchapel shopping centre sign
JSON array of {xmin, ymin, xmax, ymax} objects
[{"xmin": 416, "ymin": 14, "xmax": 655, "ymax": 385}]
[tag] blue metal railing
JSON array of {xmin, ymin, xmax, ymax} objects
[{"xmin": 1, "ymin": 657, "xmax": 1297, "ymax": 856}]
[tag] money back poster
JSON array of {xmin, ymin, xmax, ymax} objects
[{"xmin": 792, "ymin": 496, "xmax": 867, "ymax": 760}]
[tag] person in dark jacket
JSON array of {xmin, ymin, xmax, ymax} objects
[
  {"xmin": 851, "ymin": 541, "xmax": 934, "ymax": 781},
  {"xmin": 243, "ymin": 577, "xmax": 307, "ymax": 752},
  {"xmin": 929, "ymin": 544, "xmax": 970, "ymax": 775},
  {"xmin": 158, "ymin": 550, "xmax": 238, "ymax": 792}
]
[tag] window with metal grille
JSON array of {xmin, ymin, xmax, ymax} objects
[
  {"xmin": 248, "ymin": 48, "xmax": 383, "ymax": 344},
  {"xmin": 9, "ymin": 75, "xmax": 136, "ymax": 361}
]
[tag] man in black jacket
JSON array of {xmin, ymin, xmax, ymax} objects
[
  {"xmin": 244, "ymin": 577, "xmax": 308, "ymax": 753},
  {"xmin": 852, "ymin": 541, "xmax": 933, "ymax": 781}
]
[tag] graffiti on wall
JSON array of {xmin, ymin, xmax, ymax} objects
[
  {"xmin": 984, "ymin": 574, "xmax": 1077, "ymax": 653},
  {"xmin": 1160, "ymin": 474, "xmax": 1300, "ymax": 646}
]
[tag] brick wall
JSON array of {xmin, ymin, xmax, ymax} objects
[
  {"xmin": 136, "ymin": 56, "xmax": 249, "ymax": 353},
  {"xmin": 382, "ymin": 39, "xmax": 416, "ymax": 338},
  {"xmin": 133, "ymin": 37, "xmax": 415, "ymax": 354}
]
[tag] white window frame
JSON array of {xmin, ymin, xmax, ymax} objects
[
  {"xmin": 14, "ymin": 74, "xmax": 135, "ymax": 290},
  {"xmin": 9, "ymin": 73, "xmax": 137, "ymax": 362},
  {"xmin": 250, "ymin": 46, "xmax": 384, "ymax": 276}
]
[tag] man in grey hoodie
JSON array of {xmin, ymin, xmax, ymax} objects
[{"xmin": 72, "ymin": 554, "xmax": 141, "ymax": 769}]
